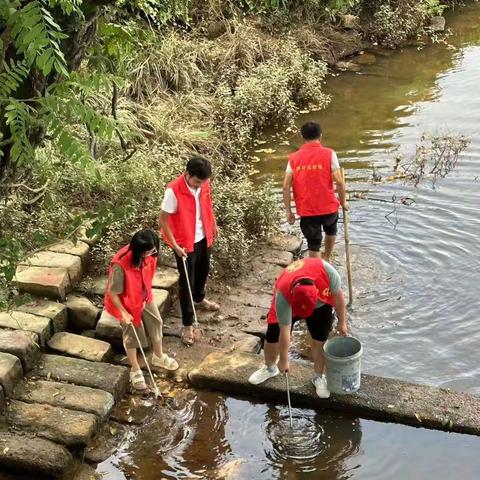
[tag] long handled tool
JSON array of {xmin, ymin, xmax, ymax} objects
[
  {"xmin": 340, "ymin": 168, "xmax": 353, "ymax": 306},
  {"xmin": 130, "ymin": 324, "xmax": 162, "ymax": 401},
  {"xmin": 285, "ymin": 373, "xmax": 294, "ymax": 429},
  {"xmin": 182, "ymin": 256, "xmax": 203, "ymax": 340}
]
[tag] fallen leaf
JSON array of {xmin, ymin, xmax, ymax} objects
[
  {"xmin": 387, "ymin": 404, "xmax": 395, "ymax": 409},
  {"xmin": 3, "ymin": 447, "xmax": 9, "ymax": 454},
  {"xmin": 127, "ymin": 416, "xmax": 133, "ymax": 423},
  {"xmin": 109, "ymin": 427, "xmax": 117, "ymax": 436},
  {"xmin": 415, "ymin": 413, "xmax": 422, "ymax": 423},
  {"xmin": 254, "ymin": 148, "xmax": 276, "ymax": 154},
  {"xmin": 52, "ymin": 391, "xmax": 60, "ymax": 397},
  {"xmin": 46, "ymin": 372, "xmax": 51, "ymax": 380}
]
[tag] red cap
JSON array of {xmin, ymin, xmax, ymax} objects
[{"xmin": 291, "ymin": 282, "xmax": 318, "ymax": 317}]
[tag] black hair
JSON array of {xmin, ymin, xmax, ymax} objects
[
  {"xmin": 126, "ymin": 229, "xmax": 159, "ymax": 268},
  {"xmin": 300, "ymin": 122, "xmax": 322, "ymax": 141},
  {"xmin": 294, "ymin": 278, "xmax": 316, "ymax": 287},
  {"xmin": 186, "ymin": 155, "xmax": 212, "ymax": 180}
]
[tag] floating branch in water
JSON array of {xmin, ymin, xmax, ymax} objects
[{"xmin": 398, "ymin": 132, "xmax": 470, "ymax": 188}]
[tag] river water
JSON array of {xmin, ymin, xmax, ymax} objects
[{"xmin": 102, "ymin": 4, "xmax": 480, "ymax": 479}]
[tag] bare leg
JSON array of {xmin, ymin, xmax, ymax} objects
[
  {"xmin": 264, "ymin": 340, "xmax": 279, "ymax": 366},
  {"xmin": 323, "ymin": 235, "xmax": 336, "ymax": 262},
  {"xmin": 311, "ymin": 339, "xmax": 326, "ymax": 375},
  {"xmin": 152, "ymin": 340, "xmax": 163, "ymax": 358},
  {"xmin": 126, "ymin": 347, "xmax": 140, "ymax": 371},
  {"xmin": 308, "ymin": 250, "xmax": 322, "ymax": 258}
]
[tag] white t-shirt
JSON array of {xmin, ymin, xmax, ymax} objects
[
  {"xmin": 286, "ymin": 150, "xmax": 340, "ymax": 174},
  {"xmin": 161, "ymin": 180, "xmax": 205, "ymax": 243}
]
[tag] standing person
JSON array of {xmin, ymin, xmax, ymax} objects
[
  {"xmin": 104, "ymin": 229, "xmax": 179, "ymax": 393},
  {"xmin": 283, "ymin": 121, "xmax": 348, "ymax": 261},
  {"xmin": 159, "ymin": 156, "xmax": 220, "ymax": 347},
  {"xmin": 248, "ymin": 258, "xmax": 348, "ymax": 399}
]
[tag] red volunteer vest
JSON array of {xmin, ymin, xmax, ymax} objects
[
  {"xmin": 267, "ymin": 258, "xmax": 335, "ymax": 324},
  {"xmin": 161, "ymin": 174, "xmax": 215, "ymax": 253},
  {"xmin": 104, "ymin": 245, "xmax": 156, "ymax": 327},
  {"xmin": 289, "ymin": 142, "xmax": 340, "ymax": 216}
]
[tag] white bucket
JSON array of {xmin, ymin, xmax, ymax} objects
[{"xmin": 323, "ymin": 336, "xmax": 363, "ymax": 395}]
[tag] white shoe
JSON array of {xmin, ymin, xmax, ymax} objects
[
  {"xmin": 312, "ymin": 375, "xmax": 330, "ymax": 399},
  {"xmin": 248, "ymin": 364, "xmax": 280, "ymax": 385}
]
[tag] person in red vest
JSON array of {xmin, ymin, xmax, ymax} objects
[
  {"xmin": 159, "ymin": 156, "xmax": 219, "ymax": 346},
  {"xmin": 283, "ymin": 121, "xmax": 348, "ymax": 261},
  {"xmin": 104, "ymin": 229, "xmax": 179, "ymax": 392},
  {"xmin": 248, "ymin": 257, "xmax": 348, "ymax": 399}
]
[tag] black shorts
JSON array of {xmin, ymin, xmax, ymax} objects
[
  {"xmin": 265, "ymin": 304, "xmax": 334, "ymax": 343},
  {"xmin": 300, "ymin": 212, "xmax": 338, "ymax": 252}
]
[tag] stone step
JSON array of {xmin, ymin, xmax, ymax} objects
[
  {"xmin": 261, "ymin": 250, "xmax": 294, "ymax": 267},
  {"xmin": 48, "ymin": 332, "xmax": 113, "ymax": 362},
  {"xmin": 0, "ymin": 430, "xmax": 72, "ymax": 477},
  {"xmin": 46, "ymin": 239, "xmax": 90, "ymax": 266},
  {"xmin": 152, "ymin": 267, "xmax": 180, "ymax": 291},
  {"xmin": 189, "ymin": 351, "xmax": 480, "ymax": 437},
  {"xmin": 0, "ymin": 329, "xmax": 40, "ymax": 371},
  {"xmin": 84, "ymin": 420, "xmax": 128, "ymax": 463},
  {"xmin": 14, "ymin": 265, "xmax": 71, "ymax": 300},
  {"xmin": 0, "ymin": 352, "xmax": 23, "ymax": 396},
  {"xmin": 16, "ymin": 299, "xmax": 67, "ymax": 333},
  {"xmin": 78, "ymin": 275, "xmax": 108, "ymax": 296},
  {"xmin": 152, "ymin": 288, "xmax": 170, "ymax": 315},
  {"xmin": 6, "ymin": 400, "xmax": 98, "ymax": 446},
  {"xmin": 65, "ymin": 294, "xmax": 100, "ymax": 331},
  {"xmin": 0, "ymin": 311, "xmax": 52, "ymax": 346},
  {"xmin": 13, "ymin": 379, "xmax": 114, "ymax": 420},
  {"xmin": 269, "ymin": 234, "xmax": 302, "ymax": 253},
  {"xmin": 95, "ymin": 310, "xmax": 123, "ymax": 347},
  {"xmin": 19, "ymin": 251, "xmax": 83, "ymax": 285},
  {"xmin": 34, "ymin": 354, "xmax": 129, "ymax": 400}
]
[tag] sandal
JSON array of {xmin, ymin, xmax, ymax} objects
[
  {"xmin": 130, "ymin": 370, "xmax": 149, "ymax": 392},
  {"xmin": 194, "ymin": 299, "xmax": 220, "ymax": 312},
  {"xmin": 181, "ymin": 327, "xmax": 195, "ymax": 347},
  {"xmin": 152, "ymin": 353, "xmax": 179, "ymax": 371}
]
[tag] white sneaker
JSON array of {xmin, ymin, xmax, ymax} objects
[
  {"xmin": 248, "ymin": 364, "xmax": 280, "ymax": 385},
  {"xmin": 312, "ymin": 375, "xmax": 330, "ymax": 399}
]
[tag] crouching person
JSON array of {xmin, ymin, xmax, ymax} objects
[
  {"xmin": 248, "ymin": 258, "xmax": 348, "ymax": 399},
  {"xmin": 104, "ymin": 229, "xmax": 178, "ymax": 392}
]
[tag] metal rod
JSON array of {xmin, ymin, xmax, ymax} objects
[
  {"xmin": 285, "ymin": 373, "xmax": 293, "ymax": 429},
  {"xmin": 341, "ymin": 167, "xmax": 353, "ymax": 306},
  {"xmin": 182, "ymin": 256, "xmax": 200, "ymax": 330},
  {"xmin": 130, "ymin": 324, "xmax": 161, "ymax": 399}
]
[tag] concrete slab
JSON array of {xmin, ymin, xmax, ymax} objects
[
  {"xmin": 0, "ymin": 431, "xmax": 72, "ymax": 477},
  {"xmin": 48, "ymin": 332, "xmax": 113, "ymax": 362},
  {"xmin": 0, "ymin": 329, "xmax": 40, "ymax": 371},
  {"xmin": 13, "ymin": 379, "xmax": 114, "ymax": 420},
  {"xmin": 188, "ymin": 351, "xmax": 480, "ymax": 436},
  {"xmin": 269, "ymin": 234, "xmax": 302, "ymax": 253},
  {"xmin": 152, "ymin": 267, "xmax": 179, "ymax": 291},
  {"xmin": 7, "ymin": 400, "xmax": 98, "ymax": 446},
  {"xmin": 46, "ymin": 240, "xmax": 90, "ymax": 266},
  {"xmin": 19, "ymin": 251, "xmax": 83, "ymax": 285},
  {"xmin": 0, "ymin": 352, "xmax": 23, "ymax": 396},
  {"xmin": 15, "ymin": 265, "xmax": 71, "ymax": 300},
  {"xmin": 0, "ymin": 311, "xmax": 52, "ymax": 346},
  {"xmin": 34, "ymin": 354, "xmax": 129, "ymax": 400},
  {"xmin": 84, "ymin": 421, "xmax": 128, "ymax": 463},
  {"xmin": 261, "ymin": 250, "xmax": 294, "ymax": 267},
  {"xmin": 65, "ymin": 294, "xmax": 100, "ymax": 331},
  {"xmin": 16, "ymin": 299, "xmax": 67, "ymax": 333},
  {"xmin": 152, "ymin": 288, "xmax": 170, "ymax": 315},
  {"xmin": 96, "ymin": 309, "xmax": 123, "ymax": 347}
]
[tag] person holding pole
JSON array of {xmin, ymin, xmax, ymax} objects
[
  {"xmin": 159, "ymin": 156, "xmax": 220, "ymax": 347},
  {"xmin": 104, "ymin": 229, "xmax": 179, "ymax": 393},
  {"xmin": 283, "ymin": 122, "xmax": 348, "ymax": 261},
  {"xmin": 248, "ymin": 257, "xmax": 348, "ymax": 399}
]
